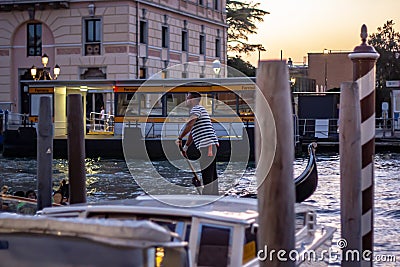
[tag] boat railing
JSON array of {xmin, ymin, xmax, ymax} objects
[
  {"xmin": 142, "ymin": 121, "xmax": 245, "ymax": 139},
  {"xmin": 294, "ymin": 210, "xmax": 317, "ymax": 241},
  {"xmin": 375, "ymin": 116, "xmax": 400, "ymax": 137},
  {"xmin": 297, "ymin": 117, "xmax": 400, "ymax": 139},
  {"xmin": 2, "ymin": 111, "xmax": 31, "ymax": 131},
  {"xmin": 298, "ymin": 118, "xmax": 339, "ymax": 139},
  {"xmin": 293, "ymin": 114, "xmax": 300, "ymax": 146},
  {"xmin": 124, "ymin": 119, "xmax": 140, "ymax": 128},
  {"xmin": 0, "ymin": 101, "xmax": 13, "ymax": 132},
  {"xmin": 88, "ymin": 112, "xmax": 114, "ymax": 134}
]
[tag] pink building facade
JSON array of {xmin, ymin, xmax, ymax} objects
[
  {"xmin": 308, "ymin": 51, "xmax": 353, "ymax": 91},
  {"xmin": 0, "ymin": 0, "xmax": 227, "ymax": 113}
]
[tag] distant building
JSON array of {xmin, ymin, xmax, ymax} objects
[
  {"xmin": 308, "ymin": 50, "xmax": 352, "ymax": 91},
  {"xmin": 0, "ymin": 0, "xmax": 227, "ymax": 113},
  {"xmin": 287, "ymin": 58, "xmax": 315, "ymax": 92}
]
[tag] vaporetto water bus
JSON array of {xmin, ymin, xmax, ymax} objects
[{"xmin": 4, "ymin": 77, "xmax": 258, "ymax": 160}]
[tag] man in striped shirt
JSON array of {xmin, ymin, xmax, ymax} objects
[{"xmin": 176, "ymin": 92, "xmax": 219, "ymax": 195}]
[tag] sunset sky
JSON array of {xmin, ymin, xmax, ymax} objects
[{"xmin": 241, "ymin": 0, "xmax": 400, "ymax": 66}]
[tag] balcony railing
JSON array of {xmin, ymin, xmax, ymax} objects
[{"xmin": 85, "ymin": 43, "xmax": 101, "ymax": 56}]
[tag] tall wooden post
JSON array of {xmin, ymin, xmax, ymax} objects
[
  {"xmin": 67, "ymin": 94, "xmax": 86, "ymax": 204},
  {"xmin": 37, "ymin": 96, "xmax": 53, "ymax": 210},
  {"xmin": 340, "ymin": 82, "xmax": 362, "ymax": 266},
  {"xmin": 0, "ymin": 111, "xmax": 3, "ymax": 135},
  {"xmin": 348, "ymin": 24, "xmax": 379, "ymax": 266},
  {"xmin": 256, "ymin": 60, "xmax": 295, "ymax": 266}
]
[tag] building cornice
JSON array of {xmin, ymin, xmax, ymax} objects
[
  {"xmin": 0, "ymin": 0, "xmax": 69, "ymax": 12},
  {"xmin": 0, "ymin": 0, "xmax": 227, "ymax": 27}
]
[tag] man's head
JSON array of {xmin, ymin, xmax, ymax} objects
[{"xmin": 186, "ymin": 92, "xmax": 201, "ymax": 107}]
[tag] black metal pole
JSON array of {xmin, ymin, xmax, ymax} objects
[{"xmin": 37, "ymin": 96, "xmax": 53, "ymax": 211}]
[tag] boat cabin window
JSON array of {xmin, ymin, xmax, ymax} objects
[
  {"xmin": 200, "ymin": 93, "xmax": 213, "ymax": 114},
  {"xmin": 117, "ymin": 93, "xmax": 163, "ymax": 116},
  {"xmin": 237, "ymin": 91, "xmax": 254, "ymax": 116},
  {"xmin": 166, "ymin": 93, "xmax": 189, "ymax": 116},
  {"xmin": 30, "ymin": 93, "xmax": 53, "ymax": 116},
  {"xmin": 166, "ymin": 92, "xmax": 213, "ymax": 116},
  {"xmin": 86, "ymin": 212, "xmax": 191, "ymax": 241},
  {"xmin": 197, "ymin": 224, "xmax": 232, "ymax": 267},
  {"xmin": 117, "ymin": 93, "xmax": 138, "ymax": 116},
  {"xmin": 214, "ymin": 92, "xmax": 238, "ymax": 116},
  {"xmin": 86, "ymin": 212, "xmax": 138, "ymax": 220},
  {"xmin": 139, "ymin": 93, "xmax": 163, "ymax": 116}
]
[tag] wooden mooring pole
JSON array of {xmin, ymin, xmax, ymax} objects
[
  {"xmin": 256, "ymin": 60, "xmax": 295, "ymax": 266},
  {"xmin": 67, "ymin": 94, "xmax": 86, "ymax": 204},
  {"xmin": 348, "ymin": 25, "xmax": 379, "ymax": 266},
  {"xmin": 37, "ymin": 96, "xmax": 53, "ymax": 211},
  {"xmin": 340, "ymin": 82, "xmax": 362, "ymax": 267}
]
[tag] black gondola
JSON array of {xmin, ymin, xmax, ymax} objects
[{"xmin": 294, "ymin": 142, "xmax": 318, "ymax": 203}]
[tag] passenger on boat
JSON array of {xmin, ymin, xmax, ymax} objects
[
  {"xmin": 176, "ymin": 92, "xmax": 219, "ymax": 195},
  {"xmin": 1, "ymin": 185, "xmax": 8, "ymax": 195},
  {"xmin": 25, "ymin": 190, "xmax": 37, "ymax": 200},
  {"xmin": 0, "ymin": 189, "xmax": 9, "ymax": 211},
  {"xmin": 58, "ymin": 179, "xmax": 69, "ymax": 202},
  {"xmin": 100, "ymin": 106, "xmax": 105, "ymax": 129},
  {"xmin": 53, "ymin": 191, "xmax": 67, "ymax": 205},
  {"xmin": 14, "ymin": 191, "xmax": 25, "ymax": 197}
]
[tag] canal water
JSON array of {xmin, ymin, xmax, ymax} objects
[{"xmin": 0, "ymin": 153, "xmax": 398, "ymax": 266}]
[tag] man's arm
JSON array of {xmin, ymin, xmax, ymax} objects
[
  {"xmin": 180, "ymin": 133, "xmax": 193, "ymax": 158},
  {"xmin": 175, "ymin": 115, "xmax": 197, "ymax": 149},
  {"xmin": 178, "ymin": 115, "xmax": 197, "ymax": 140}
]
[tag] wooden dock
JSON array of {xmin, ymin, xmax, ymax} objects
[{"xmin": 299, "ymin": 131, "xmax": 400, "ymax": 154}]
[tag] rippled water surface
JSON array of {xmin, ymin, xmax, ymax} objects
[{"xmin": 1, "ymin": 153, "xmax": 399, "ymax": 266}]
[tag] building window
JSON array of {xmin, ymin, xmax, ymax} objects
[
  {"xmin": 84, "ymin": 18, "xmax": 101, "ymax": 56},
  {"xmin": 215, "ymin": 38, "xmax": 221, "ymax": 57},
  {"xmin": 140, "ymin": 21, "xmax": 148, "ymax": 44},
  {"xmin": 199, "ymin": 0, "xmax": 204, "ymax": 6},
  {"xmin": 139, "ymin": 67, "xmax": 147, "ymax": 79},
  {"xmin": 162, "ymin": 26, "xmax": 169, "ymax": 48},
  {"xmin": 214, "ymin": 0, "xmax": 219, "ymax": 10},
  {"xmin": 200, "ymin": 34, "xmax": 205, "ymax": 55},
  {"xmin": 27, "ymin": 23, "xmax": 42, "ymax": 56},
  {"xmin": 182, "ymin": 30, "xmax": 188, "ymax": 52}
]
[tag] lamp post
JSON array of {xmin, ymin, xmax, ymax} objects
[
  {"xmin": 212, "ymin": 59, "xmax": 221, "ymax": 77},
  {"xmin": 31, "ymin": 54, "xmax": 60, "ymax": 80},
  {"xmin": 323, "ymin": 48, "xmax": 329, "ymax": 91},
  {"xmin": 256, "ymin": 44, "xmax": 265, "ymax": 67}
]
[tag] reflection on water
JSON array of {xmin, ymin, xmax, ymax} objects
[{"xmin": 0, "ymin": 153, "xmax": 399, "ymax": 265}]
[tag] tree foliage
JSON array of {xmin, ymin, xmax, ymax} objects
[
  {"xmin": 227, "ymin": 56, "xmax": 256, "ymax": 77},
  {"xmin": 369, "ymin": 20, "xmax": 400, "ymax": 89},
  {"xmin": 226, "ymin": 0, "xmax": 269, "ymax": 54}
]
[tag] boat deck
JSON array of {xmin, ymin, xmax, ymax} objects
[{"xmin": 40, "ymin": 195, "xmax": 316, "ymax": 225}]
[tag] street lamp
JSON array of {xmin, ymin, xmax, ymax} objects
[
  {"xmin": 323, "ymin": 49, "xmax": 329, "ymax": 91},
  {"xmin": 30, "ymin": 53, "xmax": 60, "ymax": 80},
  {"xmin": 212, "ymin": 59, "xmax": 221, "ymax": 77}
]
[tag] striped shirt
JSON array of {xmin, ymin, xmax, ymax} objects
[{"xmin": 190, "ymin": 105, "xmax": 219, "ymax": 149}]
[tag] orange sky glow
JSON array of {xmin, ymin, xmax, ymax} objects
[{"xmin": 241, "ymin": 0, "xmax": 400, "ymax": 66}]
